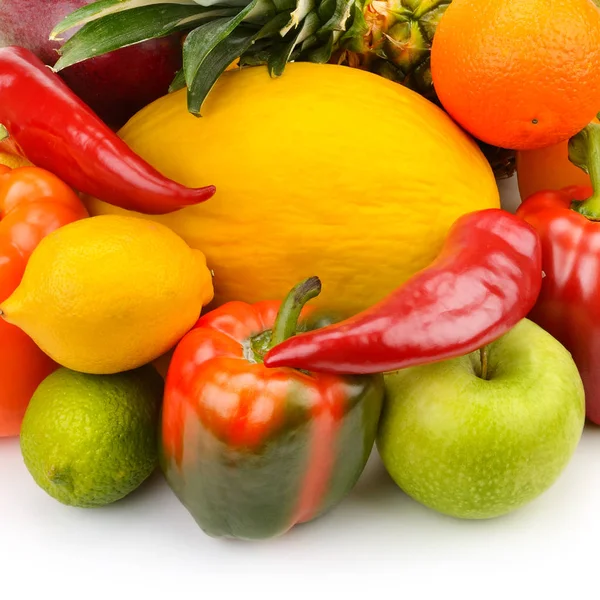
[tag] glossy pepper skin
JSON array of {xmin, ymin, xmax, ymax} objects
[
  {"xmin": 161, "ymin": 278, "xmax": 384, "ymax": 540},
  {"xmin": 0, "ymin": 46, "xmax": 215, "ymax": 215},
  {"xmin": 0, "ymin": 165, "xmax": 88, "ymax": 436},
  {"xmin": 517, "ymin": 123, "xmax": 600, "ymax": 424},
  {"xmin": 264, "ymin": 209, "xmax": 542, "ymax": 374}
]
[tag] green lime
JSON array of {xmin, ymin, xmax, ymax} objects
[{"xmin": 20, "ymin": 366, "xmax": 163, "ymax": 508}]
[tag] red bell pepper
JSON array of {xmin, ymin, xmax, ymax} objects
[
  {"xmin": 264, "ymin": 209, "xmax": 542, "ymax": 374},
  {"xmin": 0, "ymin": 46, "xmax": 215, "ymax": 215},
  {"xmin": 517, "ymin": 122, "xmax": 600, "ymax": 424},
  {"xmin": 0, "ymin": 165, "xmax": 88, "ymax": 436},
  {"xmin": 161, "ymin": 277, "xmax": 384, "ymax": 540}
]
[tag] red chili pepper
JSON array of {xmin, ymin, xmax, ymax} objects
[
  {"xmin": 264, "ymin": 209, "xmax": 542, "ymax": 374},
  {"xmin": 516, "ymin": 122, "xmax": 600, "ymax": 424},
  {"xmin": 0, "ymin": 46, "xmax": 215, "ymax": 215}
]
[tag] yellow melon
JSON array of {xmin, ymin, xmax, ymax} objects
[{"xmin": 86, "ymin": 63, "xmax": 499, "ymax": 316}]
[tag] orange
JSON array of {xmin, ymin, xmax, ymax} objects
[{"xmin": 431, "ymin": 0, "xmax": 600, "ymax": 151}]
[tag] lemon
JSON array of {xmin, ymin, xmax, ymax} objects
[
  {"xmin": 0, "ymin": 215, "xmax": 214, "ymax": 374},
  {"xmin": 20, "ymin": 366, "xmax": 163, "ymax": 508}
]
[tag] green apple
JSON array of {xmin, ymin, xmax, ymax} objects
[{"xmin": 378, "ymin": 319, "xmax": 585, "ymax": 519}]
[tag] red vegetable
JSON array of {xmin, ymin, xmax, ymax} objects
[
  {"xmin": 264, "ymin": 209, "xmax": 542, "ymax": 374},
  {"xmin": 517, "ymin": 122, "xmax": 600, "ymax": 424},
  {"xmin": 0, "ymin": 164, "xmax": 88, "ymax": 436},
  {"xmin": 161, "ymin": 277, "xmax": 384, "ymax": 539},
  {"xmin": 0, "ymin": 46, "xmax": 215, "ymax": 215}
]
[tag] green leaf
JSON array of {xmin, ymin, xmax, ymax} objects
[
  {"xmin": 169, "ymin": 68, "xmax": 188, "ymax": 93},
  {"xmin": 272, "ymin": 0, "xmax": 296, "ymax": 11},
  {"xmin": 255, "ymin": 10, "xmax": 296, "ymax": 38},
  {"xmin": 186, "ymin": 11, "xmax": 292, "ymax": 112},
  {"xmin": 341, "ymin": 0, "xmax": 368, "ymax": 43},
  {"xmin": 242, "ymin": 0, "xmax": 280, "ymax": 24},
  {"xmin": 316, "ymin": 0, "xmax": 336, "ymax": 23},
  {"xmin": 292, "ymin": 10, "xmax": 321, "ymax": 46},
  {"xmin": 268, "ymin": 29, "xmax": 302, "ymax": 76},
  {"xmin": 53, "ymin": 4, "xmax": 236, "ymax": 71},
  {"xmin": 319, "ymin": 0, "xmax": 353, "ymax": 33},
  {"xmin": 239, "ymin": 45, "xmax": 272, "ymax": 66},
  {"xmin": 51, "ymin": 0, "xmax": 198, "ymax": 39},
  {"xmin": 237, "ymin": 11, "xmax": 290, "ymax": 63},
  {"xmin": 268, "ymin": 8, "xmax": 320, "ymax": 74},
  {"xmin": 186, "ymin": 28, "xmax": 259, "ymax": 115},
  {"xmin": 280, "ymin": 0, "xmax": 315, "ymax": 36},
  {"xmin": 306, "ymin": 30, "xmax": 337, "ymax": 62},
  {"xmin": 182, "ymin": 0, "xmax": 259, "ymax": 89}
]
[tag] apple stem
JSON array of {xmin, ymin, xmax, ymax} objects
[{"xmin": 479, "ymin": 346, "xmax": 489, "ymax": 380}]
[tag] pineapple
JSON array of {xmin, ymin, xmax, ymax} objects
[
  {"xmin": 51, "ymin": 0, "xmax": 514, "ymax": 176},
  {"xmin": 52, "ymin": 0, "xmax": 451, "ymax": 106},
  {"xmin": 334, "ymin": 0, "xmax": 450, "ymax": 99}
]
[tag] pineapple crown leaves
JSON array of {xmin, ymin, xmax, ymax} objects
[{"xmin": 51, "ymin": 0, "xmax": 369, "ymax": 115}]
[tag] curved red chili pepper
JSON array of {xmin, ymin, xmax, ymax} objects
[
  {"xmin": 162, "ymin": 277, "xmax": 384, "ymax": 539},
  {"xmin": 264, "ymin": 209, "xmax": 542, "ymax": 374},
  {"xmin": 0, "ymin": 46, "xmax": 215, "ymax": 216}
]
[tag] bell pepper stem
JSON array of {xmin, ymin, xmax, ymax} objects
[
  {"xmin": 479, "ymin": 346, "xmax": 489, "ymax": 380},
  {"xmin": 0, "ymin": 125, "xmax": 8, "ymax": 142},
  {"xmin": 570, "ymin": 122, "xmax": 600, "ymax": 219},
  {"xmin": 269, "ymin": 277, "xmax": 322, "ymax": 349}
]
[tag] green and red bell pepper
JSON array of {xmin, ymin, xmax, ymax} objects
[{"xmin": 161, "ymin": 277, "xmax": 384, "ymax": 540}]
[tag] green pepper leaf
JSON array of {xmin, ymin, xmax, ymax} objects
[
  {"xmin": 53, "ymin": 4, "xmax": 236, "ymax": 72},
  {"xmin": 50, "ymin": 0, "xmax": 199, "ymax": 39}
]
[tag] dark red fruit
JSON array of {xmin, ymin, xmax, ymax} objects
[{"xmin": 0, "ymin": 0, "xmax": 183, "ymax": 129}]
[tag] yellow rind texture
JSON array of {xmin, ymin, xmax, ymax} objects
[{"xmin": 86, "ymin": 63, "xmax": 500, "ymax": 317}]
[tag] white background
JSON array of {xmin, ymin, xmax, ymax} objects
[{"xmin": 2, "ymin": 178, "xmax": 598, "ymax": 599}]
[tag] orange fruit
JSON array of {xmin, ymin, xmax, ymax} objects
[{"xmin": 431, "ymin": 0, "xmax": 600, "ymax": 151}]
